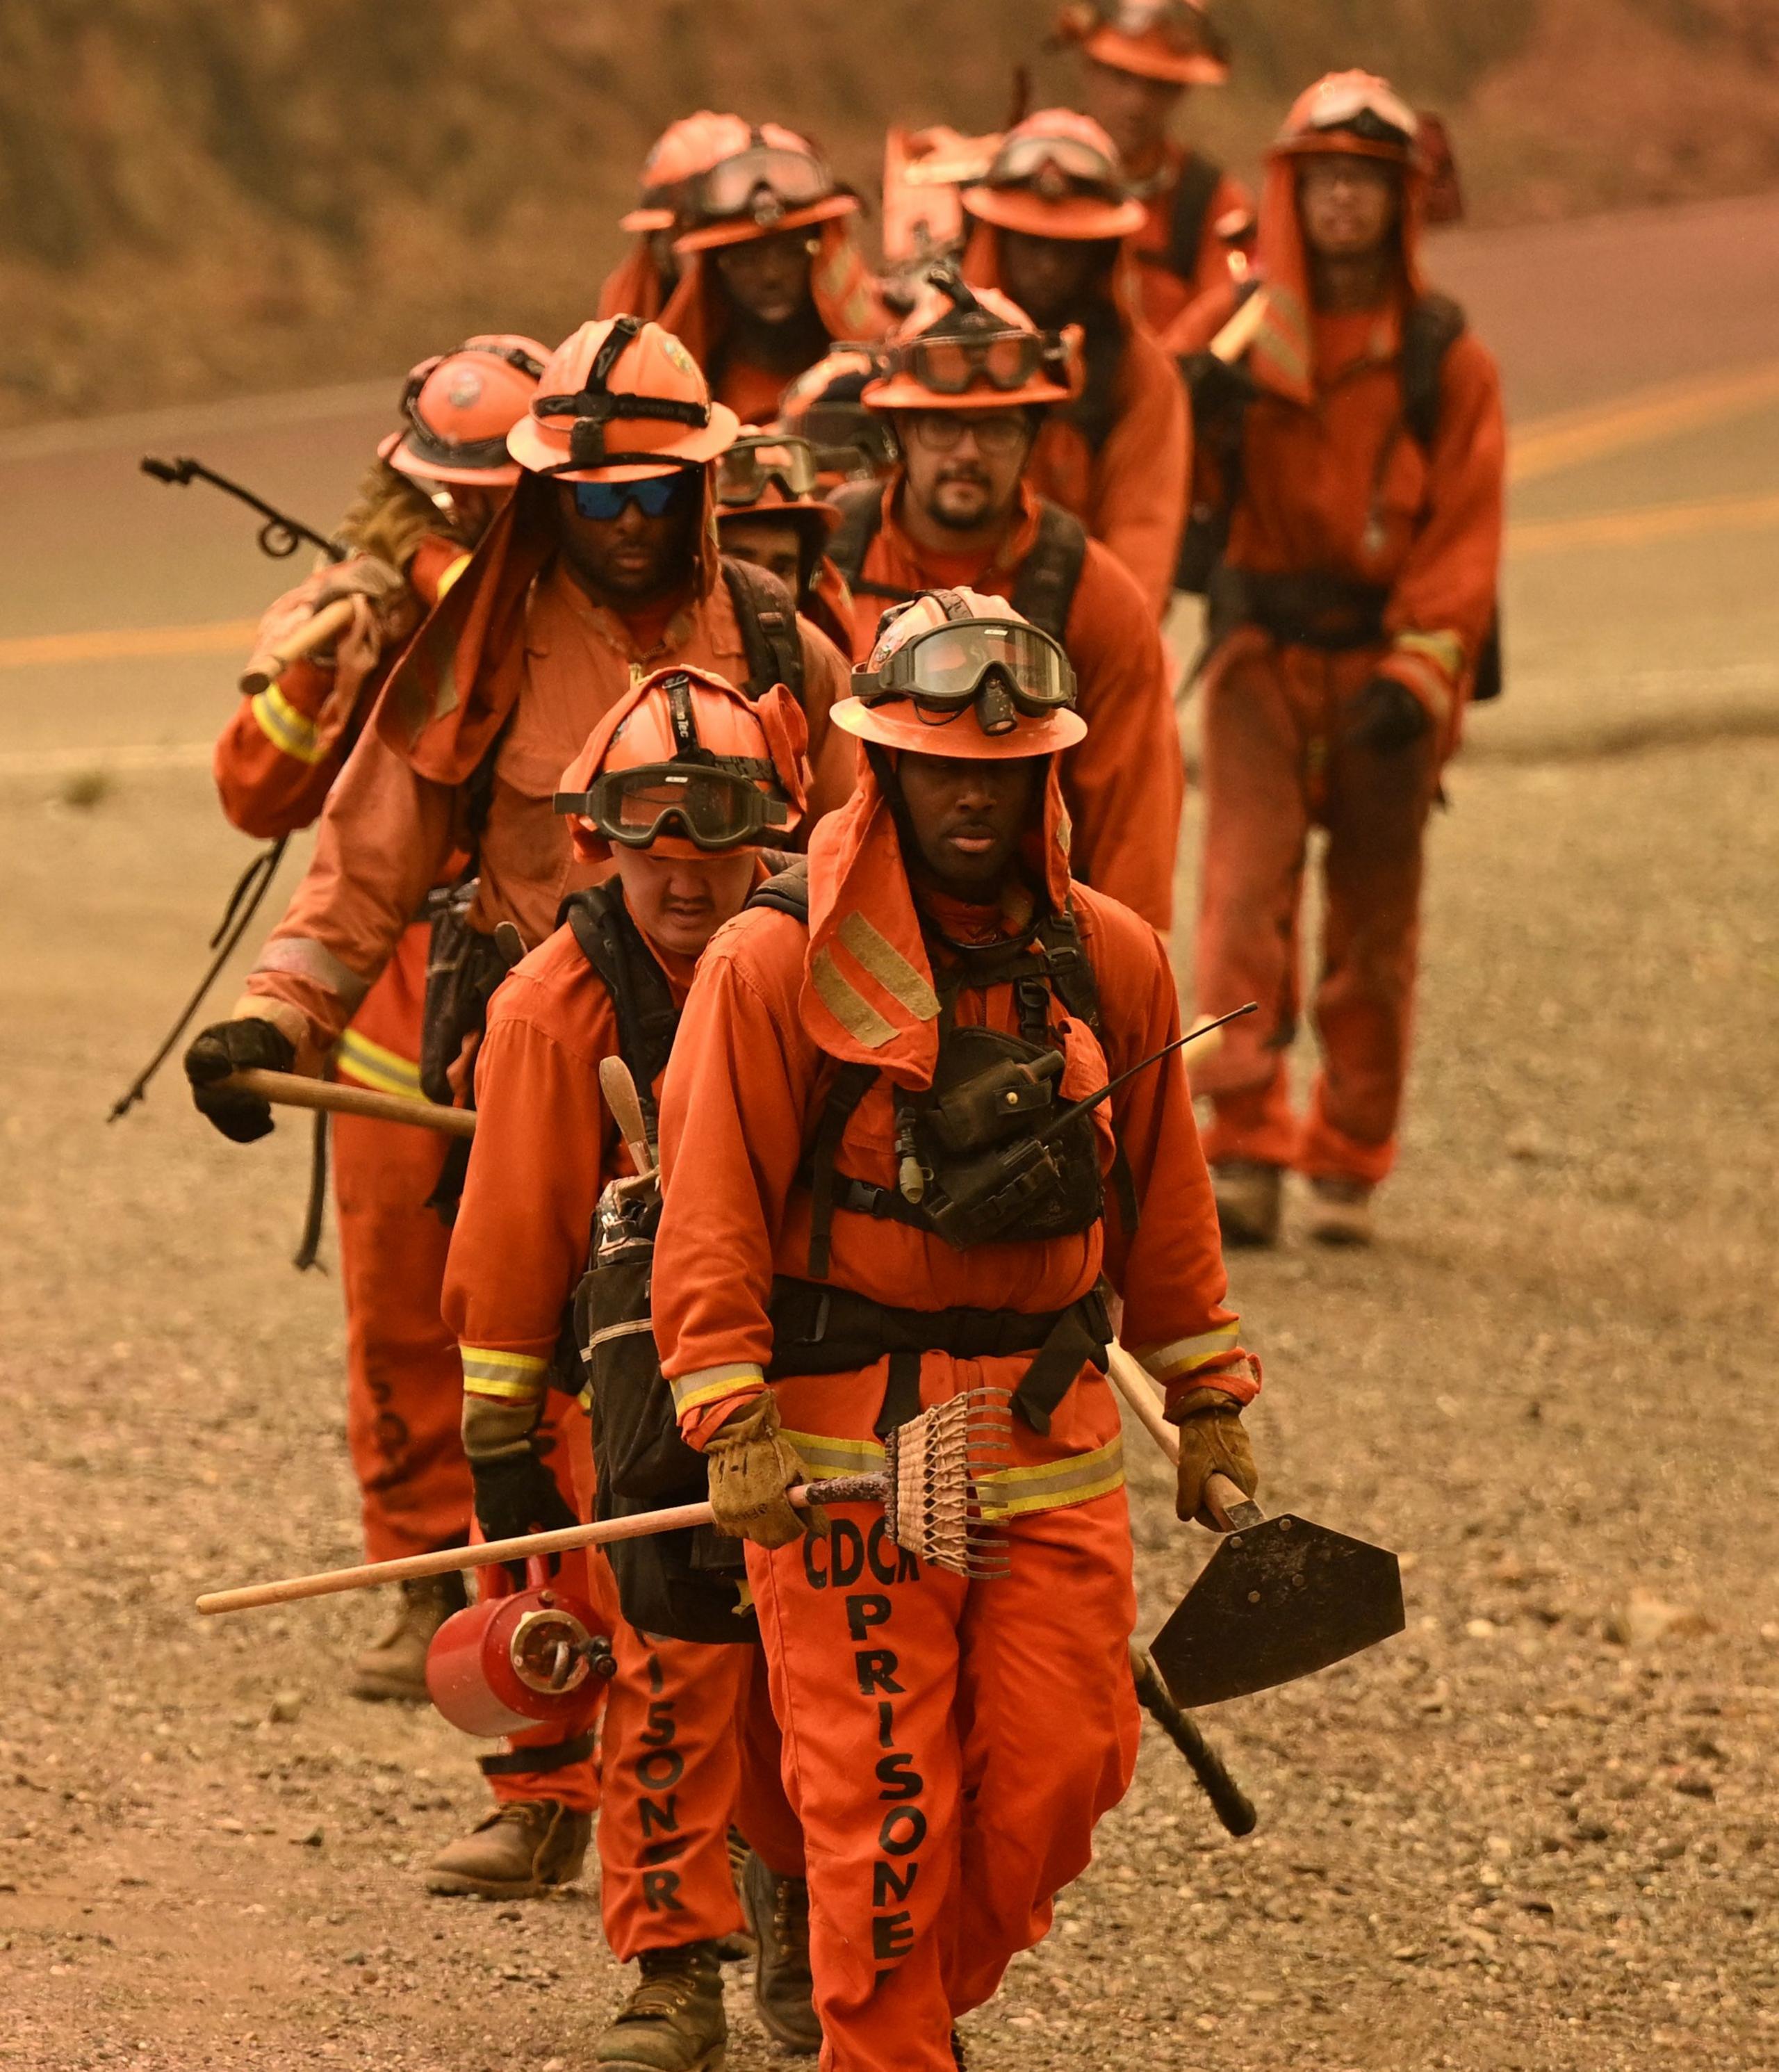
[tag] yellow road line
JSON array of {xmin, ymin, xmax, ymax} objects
[
  {"xmin": 0, "ymin": 741, "xmax": 213, "ymax": 779},
  {"xmin": 0, "ymin": 618, "xmax": 259, "ymax": 670},
  {"xmin": 1509, "ymin": 357, "xmax": 1779, "ymax": 484},
  {"xmin": 1510, "ymin": 491, "xmax": 1779, "ymax": 556}
]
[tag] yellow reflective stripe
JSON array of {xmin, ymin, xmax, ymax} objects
[
  {"xmin": 433, "ymin": 552, "xmax": 473, "ymax": 599},
  {"xmin": 668, "ymin": 1363, "xmax": 764, "ymax": 1414},
  {"xmin": 782, "ymin": 1429, "xmax": 887, "ymax": 1478},
  {"xmin": 978, "ymin": 1435, "xmax": 1125, "ymax": 1520},
  {"xmin": 249, "ymin": 683, "xmax": 325, "ymax": 764},
  {"xmin": 333, "ymin": 1028, "xmax": 424, "ymax": 1100},
  {"xmin": 810, "ymin": 945, "xmax": 897, "ymax": 1048},
  {"xmin": 461, "ymin": 1346, "xmax": 550, "ymax": 1403},
  {"xmin": 835, "ymin": 913, "xmax": 939, "ymax": 1025},
  {"xmin": 1135, "ymin": 1322, "xmax": 1242, "ymax": 1381}
]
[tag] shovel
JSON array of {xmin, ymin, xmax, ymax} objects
[{"xmin": 1106, "ymin": 1346, "xmax": 1404, "ymax": 1708}]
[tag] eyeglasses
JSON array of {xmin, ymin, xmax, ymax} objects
[
  {"xmin": 555, "ymin": 763, "xmax": 789, "ymax": 849},
  {"xmin": 857, "ymin": 618, "xmax": 1076, "ymax": 731},
  {"xmin": 984, "ymin": 131, "xmax": 1126, "ymax": 203},
  {"xmin": 570, "ymin": 471, "xmax": 695, "ymax": 522},
  {"xmin": 714, "ymin": 436, "xmax": 822, "ymax": 507},
  {"xmin": 903, "ymin": 412, "xmax": 1032, "ymax": 457},
  {"xmin": 690, "ymin": 145, "xmax": 837, "ymax": 225}
]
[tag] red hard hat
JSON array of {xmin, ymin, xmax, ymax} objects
[
  {"xmin": 507, "ymin": 317, "xmax": 739, "ymax": 484},
  {"xmin": 379, "ymin": 335, "xmax": 548, "ymax": 487},
  {"xmin": 863, "ymin": 270, "xmax": 1079, "ymax": 412},
  {"xmin": 835, "ymin": 589, "xmax": 1087, "ymax": 760},
  {"xmin": 1057, "ymin": 0, "xmax": 1231, "ymax": 87},
  {"xmin": 620, "ymin": 110, "xmax": 748, "ymax": 233},
  {"xmin": 1274, "ymin": 72, "xmax": 1419, "ymax": 165},
  {"xmin": 962, "ymin": 111, "xmax": 1147, "ymax": 243},
  {"xmin": 675, "ymin": 122, "xmax": 859, "ymax": 254},
  {"xmin": 555, "ymin": 664, "xmax": 810, "ymax": 863}
]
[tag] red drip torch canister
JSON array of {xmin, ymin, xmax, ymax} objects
[{"xmin": 425, "ymin": 1557, "xmax": 613, "ymax": 1738}]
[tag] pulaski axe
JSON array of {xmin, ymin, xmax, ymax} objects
[{"xmin": 1106, "ymin": 1346, "xmax": 1404, "ymax": 1708}]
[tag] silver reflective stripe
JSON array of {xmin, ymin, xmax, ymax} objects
[{"xmin": 252, "ymin": 936, "xmax": 373, "ymax": 1009}]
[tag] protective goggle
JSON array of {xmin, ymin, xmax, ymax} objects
[
  {"xmin": 791, "ymin": 404, "xmax": 897, "ymax": 476},
  {"xmin": 984, "ymin": 131, "xmax": 1125, "ymax": 202},
  {"xmin": 570, "ymin": 470, "xmax": 696, "ymax": 521},
  {"xmin": 690, "ymin": 145, "xmax": 837, "ymax": 226},
  {"xmin": 885, "ymin": 326, "xmax": 1069, "ymax": 397},
  {"xmin": 554, "ymin": 762, "xmax": 789, "ymax": 850},
  {"xmin": 855, "ymin": 619, "xmax": 1076, "ymax": 735},
  {"xmin": 714, "ymin": 436, "xmax": 821, "ymax": 507},
  {"xmin": 1291, "ymin": 80, "xmax": 1418, "ymax": 150}
]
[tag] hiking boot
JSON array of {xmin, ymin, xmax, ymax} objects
[
  {"xmin": 714, "ymin": 1827, "xmax": 756, "ymax": 1964},
  {"xmin": 423, "ymin": 1799, "xmax": 591, "ymax": 1899},
  {"xmin": 347, "ymin": 1572, "xmax": 465, "ymax": 1703},
  {"xmin": 1211, "ymin": 1159, "xmax": 1284, "ymax": 1248},
  {"xmin": 593, "ymin": 1940, "xmax": 727, "ymax": 2072},
  {"xmin": 1304, "ymin": 1176, "xmax": 1375, "ymax": 1247},
  {"xmin": 740, "ymin": 1848, "xmax": 820, "ymax": 2054}
]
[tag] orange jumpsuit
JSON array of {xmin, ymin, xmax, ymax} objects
[
  {"xmin": 1126, "ymin": 145, "xmax": 1252, "ymax": 338},
  {"xmin": 653, "ymin": 768, "xmax": 1254, "ymax": 2072},
  {"xmin": 962, "ymin": 222, "xmax": 1189, "ymax": 617},
  {"xmin": 839, "ymin": 478, "xmax": 1183, "ymax": 935},
  {"xmin": 1172, "ymin": 181, "xmax": 1505, "ymax": 1186},
  {"xmin": 213, "ymin": 557, "xmax": 470, "ymax": 1564},
  {"xmin": 232, "ymin": 494, "xmax": 854, "ymax": 1075},
  {"xmin": 442, "ymin": 904, "xmax": 802, "ymax": 1952}
]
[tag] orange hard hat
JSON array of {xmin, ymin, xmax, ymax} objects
[
  {"xmin": 777, "ymin": 347, "xmax": 898, "ymax": 481},
  {"xmin": 675, "ymin": 122, "xmax": 859, "ymax": 254},
  {"xmin": 620, "ymin": 110, "xmax": 747, "ymax": 234},
  {"xmin": 863, "ymin": 268, "xmax": 1079, "ymax": 413},
  {"xmin": 1057, "ymin": 0, "xmax": 1231, "ymax": 87},
  {"xmin": 379, "ymin": 336, "xmax": 548, "ymax": 486},
  {"xmin": 962, "ymin": 111, "xmax": 1147, "ymax": 243},
  {"xmin": 835, "ymin": 589, "xmax": 1087, "ymax": 760},
  {"xmin": 507, "ymin": 317, "xmax": 740, "ymax": 484},
  {"xmin": 1274, "ymin": 72, "xmax": 1419, "ymax": 165},
  {"xmin": 555, "ymin": 664, "xmax": 809, "ymax": 863}
]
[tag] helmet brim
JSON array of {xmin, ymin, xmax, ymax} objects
[
  {"xmin": 620, "ymin": 204, "xmax": 678, "ymax": 233},
  {"xmin": 674, "ymin": 193, "xmax": 858, "ymax": 254},
  {"xmin": 962, "ymin": 186, "xmax": 1147, "ymax": 241},
  {"xmin": 382, "ymin": 430, "xmax": 523, "ymax": 487},
  {"xmin": 1081, "ymin": 26, "xmax": 1230, "ymax": 85},
  {"xmin": 862, "ymin": 370, "xmax": 1070, "ymax": 411},
  {"xmin": 507, "ymin": 401, "xmax": 742, "ymax": 483},
  {"xmin": 831, "ymin": 696, "xmax": 1086, "ymax": 758}
]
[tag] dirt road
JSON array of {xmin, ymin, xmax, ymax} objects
[{"xmin": 3, "ymin": 196, "xmax": 1778, "ymax": 2069}]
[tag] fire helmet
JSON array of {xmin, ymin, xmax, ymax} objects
[
  {"xmin": 507, "ymin": 317, "xmax": 739, "ymax": 484},
  {"xmin": 620, "ymin": 111, "xmax": 747, "ymax": 234},
  {"xmin": 863, "ymin": 268, "xmax": 1079, "ymax": 413},
  {"xmin": 675, "ymin": 122, "xmax": 859, "ymax": 254},
  {"xmin": 1274, "ymin": 72, "xmax": 1419, "ymax": 165},
  {"xmin": 1056, "ymin": 0, "xmax": 1231, "ymax": 87},
  {"xmin": 379, "ymin": 336, "xmax": 548, "ymax": 487},
  {"xmin": 962, "ymin": 110, "xmax": 1147, "ymax": 243}
]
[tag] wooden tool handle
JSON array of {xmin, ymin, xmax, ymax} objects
[
  {"xmin": 1105, "ymin": 1345, "xmax": 1263, "ymax": 1531},
  {"xmin": 1210, "ymin": 286, "xmax": 1268, "ymax": 365},
  {"xmin": 223, "ymin": 1068, "xmax": 477, "ymax": 1139},
  {"xmin": 1204, "ymin": 1471, "xmax": 1265, "ymax": 1534},
  {"xmin": 238, "ymin": 597, "xmax": 356, "ymax": 694},
  {"xmin": 598, "ymin": 1056, "xmax": 655, "ymax": 1175}
]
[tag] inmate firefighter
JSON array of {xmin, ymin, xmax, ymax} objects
[
  {"xmin": 442, "ymin": 667, "xmax": 819, "ymax": 2058},
  {"xmin": 650, "ymin": 590, "xmax": 1261, "ymax": 2071},
  {"xmin": 712, "ymin": 427, "xmax": 855, "ymax": 652},
  {"xmin": 659, "ymin": 120, "xmax": 891, "ymax": 427},
  {"xmin": 1057, "ymin": 0, "xmax": 1254, "ymax": 335},
  {"xmin": 598, "ymin": 113, "xmax": 748, "ymax": 324},
  {"xmin": 1172, "ymin": 73, "xmax": 1505, "ymax": 1247},
  {"xmin": 960, "ymin": 108, "xmax": 1189, "ymax": 615},
  {"xmin": 204, "ymin": 336, "xmax": 545, "ymax": 1702},
  {"xmin": 824, "ymin": 267, "xmax": 1181, "ymax": 933}
]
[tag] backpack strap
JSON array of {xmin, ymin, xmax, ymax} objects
[
  {"xmin": 1008, "ymin": 500, "xmax": 1089, "ymax": 644},
  {"xmin": 746, "ymin": 856, "xmax": 812, "ymax": 924},
  {"xmin": 1163, "ymin": 152, "xmax": 1226, "ymax": 286},
  {"xmin": 826, "ymin": 480, "xmax": 914, "ymax": 603},
  {"xmin": 1400, "ymin": 291, "xmax": 1468, "ymax": 451},
  {"xmin": 719, "ymin": 556, "xmax": 805, "ymax": 703},
  {"xmin": 561, "ymin": 880, "xmax": 682, "ymax": 1129},
  {"xmin": 1036, "ymin": 901, "xmax": 1141, "ymax": 1237}
]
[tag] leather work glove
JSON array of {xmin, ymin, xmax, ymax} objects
[
  {"xmin": 183, "ymin": 1018, "xmax": 297, "ymax": 1143},
  {"xmin": 1168, "ymin": 1389, "xmax": 1259, "ymax": 1530},
  {"xmin": 705, "ymin": 1394, "xmax": 829, "ymax": 1551},
  {"xmin": 311, "ymin": 553, "xmax": 420, "ymax": 653},
  {"xmin": 1346, "ymin": 675, "xmax": 1432, "ymax": 756},
  {"xmin": 470, "ymin": 1447, "xmax": 580, "ymax": 1550}
]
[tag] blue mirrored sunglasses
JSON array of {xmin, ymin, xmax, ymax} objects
[{"xmin": 571, "ymin": 471, "xmax": 694, "ymax": 521}]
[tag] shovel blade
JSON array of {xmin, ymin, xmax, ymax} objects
[{"xmin": 1150, "ymin": 1513, "xmax": 1404, "ymax": 1708}]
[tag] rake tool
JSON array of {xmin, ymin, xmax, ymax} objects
[{"xmin": 197, "ymin": 1387, "xmax": 1013, "ymax": 1616}]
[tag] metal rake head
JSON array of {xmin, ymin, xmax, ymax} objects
[{"xmin": 883, "ymin": 1388, "xmax": 1014, "ymax": 1579}]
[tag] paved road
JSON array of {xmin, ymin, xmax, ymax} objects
[{"xmin": 2, "ymin": 189, "xmax": 1777, "ymax": 772}]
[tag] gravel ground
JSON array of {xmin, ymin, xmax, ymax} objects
[{"xmin": 1, "ymin": 732, "xmax": 1776, "ymax": 2070}]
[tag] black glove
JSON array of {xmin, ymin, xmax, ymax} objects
[
  {"xmin": 183, "ymin": 1018, "xmax": 297, "ymax": 1143},
  {"xmin": 1180, "ymin": 349, "xmax": 1257, "ymax": 432},
  {"xmin": 470, "ymin": 1448, "xmax": 579, "ymax": 1552},
  {"xmin": 1345, "ymin": 675, "xmax": 1431, "ymax": 756}
]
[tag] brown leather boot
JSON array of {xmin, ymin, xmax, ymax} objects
[
  {"xmin": 1211, "ymin": 1159, "xmax": 1284, "ymax": 1248},
  {"xmin": 739, "ymin": 1848, "xmax": 820, "ymax": 2054},
  {"xmin": 1304, "ymin": 1176, "xmax": 1375, "ymax": 1247},
  {"xmin": 593, "ymin": 1940, "xmax": 728, "ymax": 2072},
  {"xmin": 423, "ymin": 1799, "xmax": 592, "ymax": 1899},
  {"xmin": 347, "ymin": 1572, "xmax": 465, "ymax": 1703}
]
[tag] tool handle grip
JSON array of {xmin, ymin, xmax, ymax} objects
[
  {"xmin": 1104, "ymin": 1343, "xmax": 1181, "ymax": 1465},
  {"xmin": 1129, "ymin": 1645, "xmax": 1257, "ymax": 1837},
  {"xmin": 238, "ymin": 597, "xmax": 356, "ymax": 694},
  {"xmin": 1205, "ymin": 1471, "xmax": 1265, "ymax": 1533},
  {"xmin": 222, "ymin": 1068, "xmax": 477, "ymax": 1139}
]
